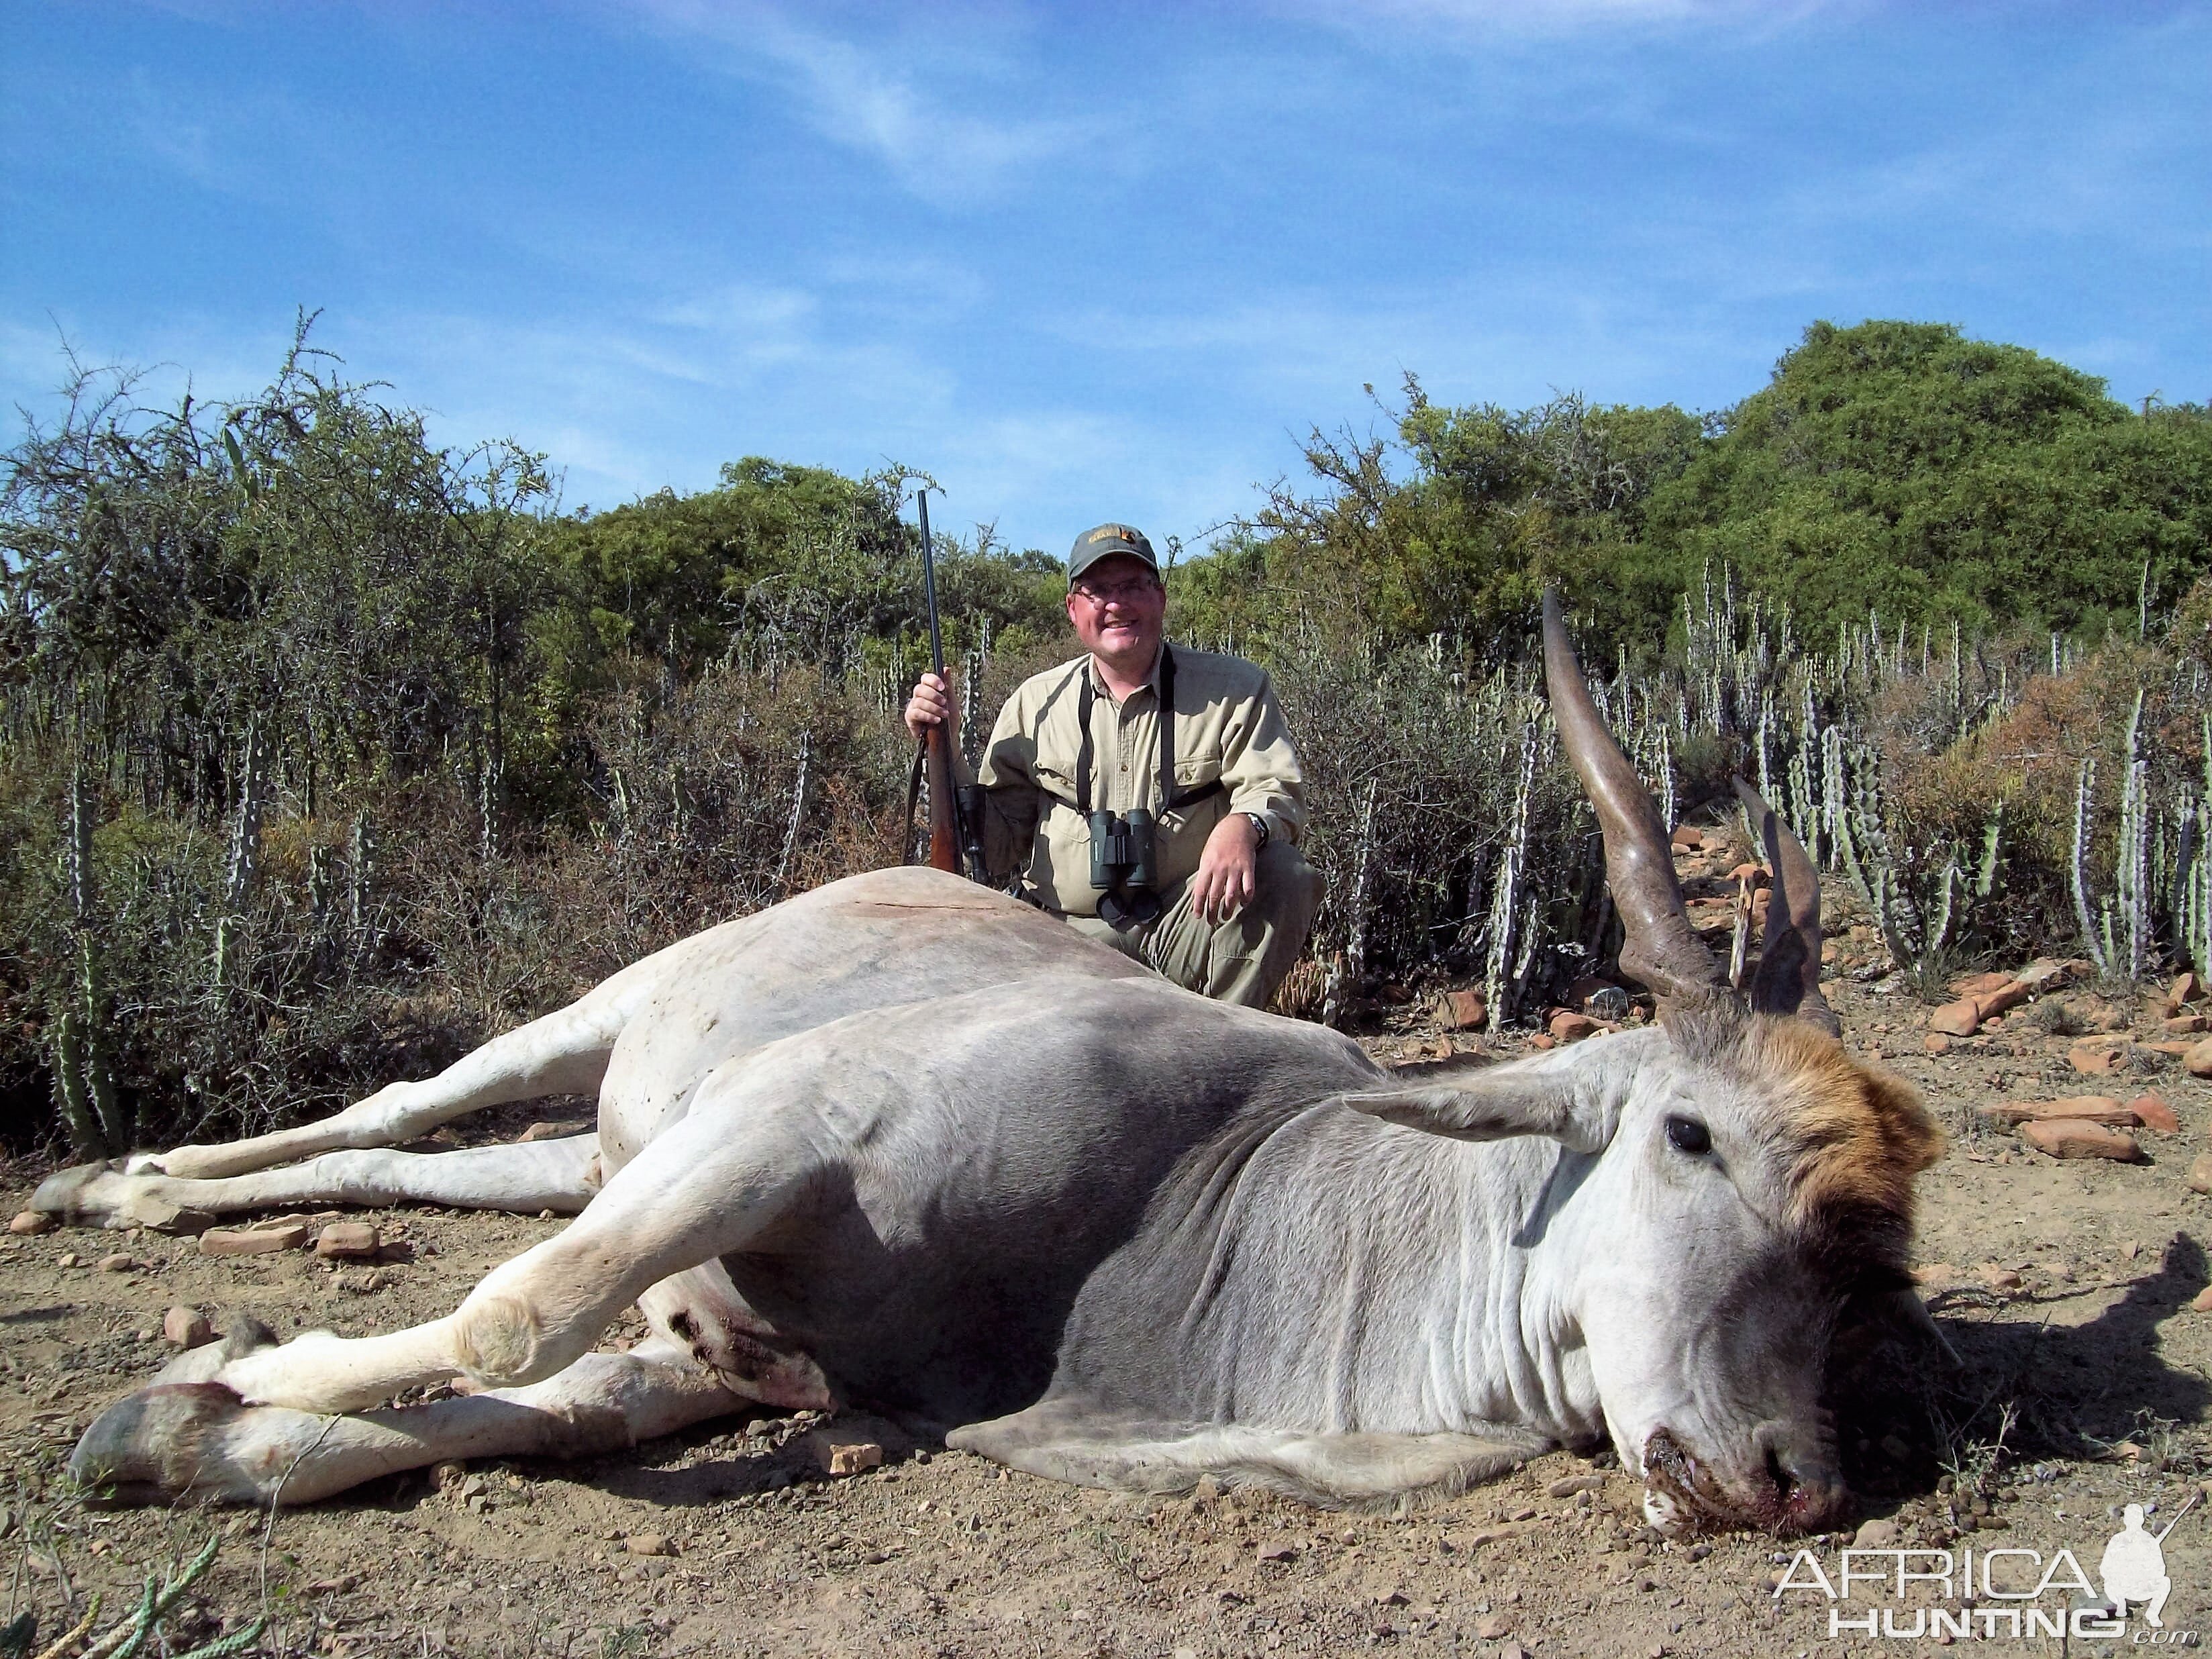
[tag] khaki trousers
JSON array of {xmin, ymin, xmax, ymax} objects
[{"xmin": 1060, "ymin": 840, "xmax": 1325, "ymax": 1009}]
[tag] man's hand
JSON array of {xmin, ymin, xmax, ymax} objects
[
  {"xmin": 1191, "ymin": 812, "xmax": 1260, "ymax": 925},
  {"xmin": 904, "ymin": 672, "xmax": 952, "ymax": 740}
]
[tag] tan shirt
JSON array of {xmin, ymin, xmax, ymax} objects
[{"xmin": 973, "ymin": 646, "xmax": 1307, "ymax": 918}]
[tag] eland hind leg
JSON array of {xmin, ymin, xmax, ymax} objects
[
  {"xmin": 31, "ymin": 1135, "xmax": 606, "ymax": 1231},
  {"xmin": 30, "ymin": 940, "xmax": 678, "ymax": 1225}
]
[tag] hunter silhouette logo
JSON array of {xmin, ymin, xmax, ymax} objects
[
  {"xmin": 1772, "ymin": 1491, "xmax": 2201, "ymax": 1642},
  {"xmin": 2103, "ymin": 1502, "xmax": 2177, "ymax": 1627}
]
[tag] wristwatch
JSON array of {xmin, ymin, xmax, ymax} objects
[{"xmin": 1242, "ymin": 811, "xmax": 1270, "ymax": 849}]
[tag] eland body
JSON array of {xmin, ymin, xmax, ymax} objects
[{"xmin": 48, "ymin": 599, "xmax": 1940, "ymax": 1533}]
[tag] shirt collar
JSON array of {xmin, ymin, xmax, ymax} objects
[{"xmin": 1085, "ymin": 644, "xmax": 1165, "ymax": 702}]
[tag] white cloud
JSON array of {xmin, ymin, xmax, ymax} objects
[{"xmin": 626, "ymin": 1, "xmax": 1114, "ymax": 205}]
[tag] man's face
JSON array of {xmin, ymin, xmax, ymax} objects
[{"xmin": 1066, "ymin": 554, "xmax": 1166, "ymax": 668}]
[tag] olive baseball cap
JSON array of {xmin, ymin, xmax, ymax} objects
[{"xmin": 1067, "ymin": 523, "xmax": 1159, "ymax": 584}]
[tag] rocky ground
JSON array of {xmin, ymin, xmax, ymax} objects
[{"xmin": 5, "ymin": 847, "xmax": 2212, "ymax": 1658}]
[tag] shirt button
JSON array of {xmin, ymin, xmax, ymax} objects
[{"xmin": 1119, "ymin": 763, "xmax": 1129, "ymax": 772}]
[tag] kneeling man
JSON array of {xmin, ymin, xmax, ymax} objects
[{"xmin": 906, "ymin": 523, "xmax": 1323, "ymax": 1008}]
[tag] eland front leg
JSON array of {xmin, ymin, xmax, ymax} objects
[
  {"xmin": 70, "ymin": 1329, "xmax": 740, "ymax": 1507},
  {"xmin": 70, "ymin": 1074, "xmax": 836, "ymax": 1509}
]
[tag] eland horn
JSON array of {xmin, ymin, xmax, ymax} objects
[
  {"xmin": 1541, "ymin": 590, "xmax": 1728, "ymax": 1011},
  {"xmin": 1733, "ymin": 778, "xmax": 1842, "ymax": 1036}
]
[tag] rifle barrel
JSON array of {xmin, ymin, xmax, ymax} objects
[{"xmin": 919, "ymin": 489, "xmax": 946, "ymax": 678}]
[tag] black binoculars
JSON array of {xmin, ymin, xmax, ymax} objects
[{"xmin": 1089, "ymin": 807, "xmax": 1158, "ymax": 893}]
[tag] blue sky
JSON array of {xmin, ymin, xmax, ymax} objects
[{"xmin": 3, "ymin": 1, "xmax": 2207, "ymax": 560}]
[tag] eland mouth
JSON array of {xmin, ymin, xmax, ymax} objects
[{"xmin": 1640, "ymin": 1426, "xmax": 1846, "ymax": 1538}]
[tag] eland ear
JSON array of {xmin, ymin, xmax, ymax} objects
[{"xmin": 1342, "ymin": 1052, "xmax": 1631, "ymax": 1154}]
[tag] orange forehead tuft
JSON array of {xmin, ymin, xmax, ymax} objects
[{"xmin": 1741, "ymin": 1017, "xmax": 1945, "ymax": 1236}]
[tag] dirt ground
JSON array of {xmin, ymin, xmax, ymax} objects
[{"xmin": 6, "ymin": 860, "xmax": 2212, "ymax": 1657}]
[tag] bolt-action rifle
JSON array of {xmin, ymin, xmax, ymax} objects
[{"xmin": 912, "ymin": 490, "xmax": 987, "ymax": 881}]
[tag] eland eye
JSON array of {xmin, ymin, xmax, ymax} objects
[{"xmin": 1665, "ymin": 1115, "xmax": 1713, "ymax": 1156}]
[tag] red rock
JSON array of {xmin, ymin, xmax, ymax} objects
[
  {"xmin": 2019, "ymin": 1119, "xmax": 2141, "ymax": 1161},
  {"xmin": 2168, "ymin": 1014, "xmax": 2211, "ymax": 1036},
  {"xmin": 1953, "ymin": 971, "xmax": 2017, "ymax": 999},
  {"xmin": 315, "ymin": 1221, "xmax": 382, "ymax": 1259},
  {"xmin": 2190, "ymin": 1155, "xmax": 2212, "ymax": 1196},
  {"xmin": 1727, "ymin": 862, "xmax": 1769, "ymax": 887},
  {"xmin": 97, "ymin": 1252, "xmax": 136, "ymax": 1272},
  {"xmin": 2170, "ymin": 972, "xmax": 2208, "ymax": 1009},
  {"xmin": 1528, "ymin": 1034, "xmax": 1557, "ymax": 1051},
  {"xmin": 2128, "ymin": 1093, "xmax": 2180, "ymax": 1134},
  {"xmin": 1972, "ymin": 982, "xmax": 2031, "ymax": 1020},
  {"xmin": 1923, "ymin": 1034, "xmax": 1952, "ymax": 1055},
  {"xmin": 2069, "ymin": 1040, "xmax": 2128, "ymax": 1076},
  {"xmin": 1670, "ymin": 825, "xmax": 1703, "ymax": 850},
  {"xmin": 1549, "ymin": 1010, "xmax": 1603, "ymax": 1042},
  {"xmin": 1978, "ymin": 1264, "xmax": 2024, "ymax": 1291},
  {"xmin": 9, "ymin": 1210, "xmax": 54, "ymax": 1236},
  {"xmin": 162, "ymin": 1306, "xmax": 213, "ymax": 1348},
  {"xmin": 2014, "ymin": 958, "xmax": 2072, "ymax": 993},
  {"xmin": 2193, "ymin": 1287, "xmax": 2212, "ymax": 1313},
  {"xmin": 201, "ymin": 1223, "xmax": 308, "ymax": 1256},
  {"xmin": 2148, "ymin": 1041, "xmax": 2198, "ymax": 1059},
  {"xmin": 1928, "ymin": 1002, "xmax": 1980, "ymax": 1038},
  {"xmin": 2188, "ymin": 1038, "xmax": 2212, "ymax": 1079},
  {"xmin": 1978, "ymin": 1098, "xmax": 2133, "ymax": 1128},
  {"xmin": 1438, "ymin": 989, "xmax": 1488, "ymax": 1031}
]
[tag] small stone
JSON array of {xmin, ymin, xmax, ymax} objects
[
  {"xmin": 1727, "ymin": 861, "xmax": 1768, "ymax": 887},
  {"xmin": 1923, "ymin": 1034, "xmax": 1952, "ymax": 1054},
  {"xmin": 2166, "ymin": 1014, "xmax": 2210, "ymax": 1036},
  {"xmin": 1670, "ymin": 825, "xmax": 1703, "ymax": 850},
  {"xmin": 827, "ymin": 1442, "xmax": 885, "ymax": 1477},
  {"xmin": 1549, "ymin": 1011, "xmax": 1602, "ymax": 1043},
  {"xmin": 1528, "ymin": 1034, "xmax": 1556, "ymax": 1050},
  {"xmin": 1911, "ymin": 1262, "xmax": 1955, "ymax": 1285},
  {"xmin": 625, "ymin": 1533, "xmax": 670, "ymax": 1557},
  {"xmin": 97, "ymin": 1252, "xmax": 135, "ymax": 1272},
  {"xmin": 1474, "ymin": 1614, "xmax": 1513, "ymax": 1640},
  {"xmin": 2193, "ymin": 1287, "xmax": 2212, "ymax": 1313},
  {"xmin": 2129, "ymin": 1093, "xmax": 2180, "ymax": 1134},
  {"xmin": 1853, "ymin": 1519, "xmax": 1901, "ymax": 1548},
  {"xmin": 1972, "ymin": 982, "xmax": 2030, "ymax": 1020},
  {"xmin": 201, "ymin": 1224, "xmax": 308, "ymax": 1256},
  {"xmin": 517, "ymin": 1119, "xmax": 593, "ymax": 1142},
  {"xmin": 1978, "ymin": 1264, "xmax": 2023, "ymax": 1291},
  {"xmin": 9, "ymin": 1211, "xmax": 54, "ymax": 1236},
  {"xmin": 1547, "ymin": 1474, "xmax": 1605, "ymax": 1497},
  {"xmin": 2189, "ymin": 1155, "xmax": 2212, "ymax": 1197},
  {"xmin": 2170, "ymin": 971, "xmax": 2209, "ymax": 1008},
  {"xmin": 314, "ymin": 1221, "xmax": 381, "ymax": 1259},
  {"xmin": 432, "ymin": 1461, "xmax": 468, "ymax": 1491},
  {"xmin": 1439, "ymin": 989, "xmax": 1488, "ymax": 1032},
  {"xmin": 1929, "ymin": 1002, "xmax": 1980, "ymax": 1038},
  {"xmin": 2187, "ymin": 1038, "xmax": 2212, "ymax": 1079},
  {"xmin": 56, "ymin": 1251, "xmax": 79, "ymax": 1268},
  {"xmin": 1256, "ymin": 1544, "xmax": 1297, "ymax": 1562},
  {"xmin": 162, "ymin": 1306, "xmax": 213, "ymax": 1348},
  {"xmin": 2019, "ymin": 1119, "xmax": 2140, "ymax": 1162}
]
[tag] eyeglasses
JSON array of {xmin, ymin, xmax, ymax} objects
[{"xmin": 1071, "ymin": 579, "xmax": 1160, "ymax": 606}]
